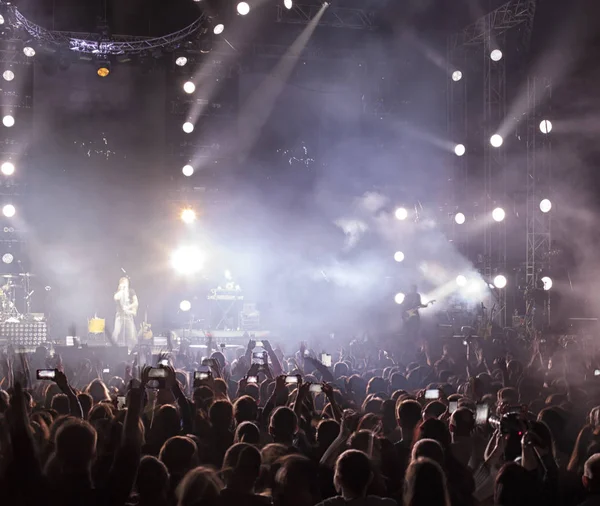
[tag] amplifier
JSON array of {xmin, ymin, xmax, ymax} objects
[{"xmin": 1, "ymin": 321, "xmax": 48, "ymax": 346}]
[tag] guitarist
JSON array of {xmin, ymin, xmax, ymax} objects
[{"xmin": 401, "ymin": 284, "xmax": 427, "ymax": 343}]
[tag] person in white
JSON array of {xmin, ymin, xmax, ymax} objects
[{"xmin": 112, "ymin": 276, "xmax": 138, "ymax": 349}]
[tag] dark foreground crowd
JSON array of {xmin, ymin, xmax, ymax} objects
[{"xmin": 1, "ymin": 334, "xmax": 600, "ymax": 506}]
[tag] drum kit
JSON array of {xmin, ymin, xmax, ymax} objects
[{"xmin": 0, "ymin": 273, "xmax": 34, "ymax": 321}]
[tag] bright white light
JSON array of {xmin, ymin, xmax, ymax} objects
[
  {"xmin": 395, "ymin": 207, "xmax": 408, "ymax": 221},
  {"xmin": 454, "ymin": 144, "xmax": 466, "ymax": 156},
  {"xmin": 1, "ymin": 162, "xmax": 14, "ymax": 176},
  {"xmin": 182, "ymin": 122, "xmax": 194, "ymax": 133},
  {"xmin": 490, "ymin": 134, "xmax": 503, "ymax": 147},
  {"xmin": 179, "ymin": 300, "xmax": 192, "ymax": 312},
  {"xmin": 213, "ymin": 24, "xmax": 225, "ymax": 35},
  {"xmin": 394, "ymin": 293, "xmax": 405, "ymax": 305},
  {"xmin": 493, "ymin": 275, "xmax": 507, "ymax": 289},
  {"xmin": 2, "ymin": 70, "xmax": 14, "ymax": 82},
  {"xmin": 2, "ymin": 115, "xmax": 14, "ymax": 128},
  {"xmin": 2, "ymin": 253, "xmax": 13, "ymax": 264},
  {"xmin": 490, "ymin": 49, "xmax": 503, "ymax": 61},
  {"xmin": 539, "ymin": 120, "xmax": 552, "ymax": 134},
  {"xmin": 451, "ymin": 70, "xmax": 462, "ymax": 82},
  {"xmin": 541, "ymin": 276, "xmax": 553, "ymax": 291},
  {"xmin": 455, "ymin": 212, "xmax": 466, "ymax": 225},
  {"xmin": 175, "ymin": 56, "xmax": 188, "ymax": 67},
  {"xmin": 394, "ymin": 251, "xmax": 405, "ymax": 263},
  {"xmin": 284, "ymin": 0, "xmax": 293, "ymax": 9},
  {"xmin": 492, "ymin": 207, "xmax": 506, "ymax": 222},
  {"xmin": 183, "ymin": 81, "xmax": 196, "ymax": 94},
  {"xmin": 171, "ymin": 246, "xmax": 205, "ymax": 275},
  {"xmin": 182, "ymin": 164, "xmax": 194, "ymax": 177},
  {"xmin": 180, "ymin": 208, "xmax": 197, "ymax": 224},
  {"xmin": 224, "ymin": 269, "xmax": 232, "ymax": 280},
  {"xmin": 0, "ymin": 15, "xmax": 4, "ymax": 25},
  {"xmin": 2, "ymin": 204, "xmax": 15, "ymax": 218},
  {"xmin": 539, "ymin": 199, "xmax": 552, "ymax": 213},
  {"xmin": 237, "ymin": 2, "xmax": 250, "ymax": 15},
  {"xmin": 456, "ymin": 275, "xmax": 467, "ymax": 287},
  {"xmin": 23, "ymin": 47, "xmax": 35, "ymax": 58}
]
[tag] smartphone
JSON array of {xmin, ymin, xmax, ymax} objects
[
  {"xmin": 425, "ymin": 389, "xmax": 440, "ymax": 400},
  {"xmin": 247, "ymin": 375, "xmax": 258, "ymax": 384},
  {"xmin": 255, "ymin": 341, "xmax": 263, "ymax": 348},
  {"xmin": 321, "ymin": 353, "xmax": 332, "ymax": 367},
  {"xmin": 36, "ymin": 369, "xmax": 56, "ymax": 380},
  {"xmin": 475, "ymin": 403, "xmax": 490, "ymax": 425},
  {"xmin": 309, "ymin": 384, "xmax": 323, "ymax": 393},
  {"xmin": 449, "ymin": 401, "xmax": 458, "ymax": 414},
  {"xmin": 252, "ymin": 351, "xmax": 265, "ymax": 365},
  {"xmin": 102, "ymin": 368, "xmax": 110, "ymax": 374},
  {"xmin": 594, "ymin": 369, "xmax": 600, "ymax": 377},
  {"xmin": 158, "ymin": 359, "xmax": 169, "ymax": 367},
  {"xmin": 148, "ymin": 368, "xmax": 168, "ymax": 378},
  {"xmin": 194, "ymin": 371, "xmax": 212, "ymax": 381},
  {"xmin": 285, "ymin": 375, "xmax": 299, "ymax": 384},
  {"xmin": 117, "ymin": 395, "xmax": 126, "ymax": 410}
]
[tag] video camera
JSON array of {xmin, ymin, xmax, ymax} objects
[{"xmin": 488, "ymin": 411, "xmax": 530, "ymax": 436}]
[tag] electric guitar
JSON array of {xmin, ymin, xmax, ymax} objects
[
  {"xmin": 137, "ymin": 309, "xmax": 153, "ymax": 340},
  {"xmin": 402, "ymin": 300, "xmax": 436, "ymax": 322}
]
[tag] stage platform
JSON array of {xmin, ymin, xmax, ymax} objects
[{"xmin": 172, "ymin": 329, "xmax": 271, "ymax": 341}]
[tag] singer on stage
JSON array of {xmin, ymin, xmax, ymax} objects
[{"xmin": 113, "ymin": 276, "xmax": 138, "ymax": 349}]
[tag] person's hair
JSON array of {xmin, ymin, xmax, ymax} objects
[
  {"xmin": 317, "ymin": 419, "xmax": 340, "ymax": 447},
  {"xmin": 261, "ymin": 443, "xmax": 291, "ymax": 466},
  {"xmin": 568, "ymin": 425, "xmax": 595, "ymax": 474},
  {"xmin": 234, "ymin": 421, "xmax": 260, "ymax": 445},
  {"xmin": 367, "ymin": 376, "xmax": 387, "ymax": 395},
  {"xmin": 497, "ymin": 387, "xmax": 519, "ymax": 405},
  {"xmin": 209, "ymin": 399, "xmax": 233, "ymax": 429},
  {"xmin": 159, "ymin": 436, "xmax": 199, "ymax": 480},
  {"xmin": 417, "ymin": 418, "xmax": 451, "ymax": 451},
  {"xmin": 403, "ymin": 458, "xmax": 450, "ymax": 506},
  {"xmin": 334, "ymin": 450, "xmax": 372, "ymax": 497},
  {"xmin": 274, "ymin": 454, "xmax": 320, "ymax": 506},
  {"xmin": 45, "ymin": 418, "xmax": 97, "ymax": 478},
  {"xmin": 538, "ymin": 406, "xmax": 568, "ymax": 454},
  {"xmin": 175, "ymin": 466, "xmax": 223, "ymax": 506},
  {"xmin": 77, "ymin": 393, "xmax": 94, "ymax": 419},
  {"xmin": 213, "ymin": 378, "xmax": 228, "ymax": 399},
  {"xmin": 233, "ymin": 395, "xmax": 258, "ymax": 424},
  {"xmin": 397, "ymin": 399, "xmax": 422, "ymax": 428},
  {"xmin": 450, "ymin": 407, "xmax": 475, "ymax": 436},
  {"xmin": 149, "ymin": 404, "xmax": 181, "ymax": 447},
  {"xmin": 88, "ymin": 402, "xmax": 114, "ymax": 422},
  {"xmin": 584, "ymin": 453, "xmax": 600, "ymax": 493},
  {"xmin": 390, "ymin": 372, "xmax": 408, "ymax": 391},
  {"xmin": 222, "ymin": 442, "xmax": 262, "ymax": 490},
  {"xmin": 85, "ymin": 379, "xmax": 111, "ymax": 404},
  {"xmin": 333, "ymin": 361, "xmax": 349, "ymax": 378},
  {"xmin": 494, "ymin": 462, "xmax": 534, "ymax": 506},
  {"xmin": 528, "ymin": 420, "xmax": 556, "ymax": 458},
  {"xmin": 269, "ymin": 406, "xmax": 298, "ymax": 441},
  {"xmin": 357, "ymin": 413, "xmax": 382, "ymax": 433},
  {"xmin": 349, "ymin": 430, "xmax": 381, "ymax": 458},
  {"xmin": 423, "ymin": 401, "xmax": 446, "ymax": 420},
  {"xmin": 411, "ymin": 438, "xmax": 444, "ymax": 467},
  {"xmin": 137, "ymin": 455, "xmax": 170, "ymax": 499},
  {"xmin": 50, "ymin": 393, "xmax": 70, "ymax": 416}
]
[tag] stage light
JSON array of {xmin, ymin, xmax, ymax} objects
[
  {"xmin": 183, "ymin": 81, "xmax": 195, "ymax": 94},
  {"xmin": 490, "ymin": 134, "xmax": 503, "ymax": 147},
  {"xmin": 284, "ymin": 0, "xmax": 293, "ymax": 9},
  {"xmin": 456, "ymin": 275, "xmax": 467, "ymax": 287},
  {"xmin": 237, "ymin": 2, "xmax": 250, "ymax": 15},
  {"xmin": 490, "ymin": 49, "xmax": 503, "ymax": 61},
  {"xmin": 0, "ymin": 15, "xmax": 4, "ymax": 25},
  {"xmin": 455, "ymin": 212, "xmax": 466, "ymax": 225},
  {"xmin": 213, "ymin": 24, "xmax": 225, "ymax": 34},
  {"xmin": 540, "ymin": 119, "xmax": 552, "ymax": 134},
  {"xmin": 492, "ymin": 207, "xmax": 505, "ymax": 222},
  {"xmin": 2, "ymin": 253, "xmax": 12, "ymax": 264},
  {"xmin": 539, "ymin": 199, "xmax": 552, "ymax": 213},
  {"xmin": 2, "ymin": 70, "xmax": 14, "ymax": 81},
  {"xmin": 454, "ymin": 144, "xmax": 466, "ymax": 156},
  {"xmin": 179, "ymin": 300, "xmax": 192, "ymax": 312},
  {"xmin": 171, "ymin": 246, "xmax": 205, "ymax": 275},
  {"xmin": 395, "ymin": 207, "xmax": 408, "ymax": 221},
  {"xmin": 23, "ymin": 47, "xmax": 35, "ymax": 58},
  {"xmin": 175, "ymin": 56, "xmax": 188, "ymax": 67},
  {"xmin": 182, "ymin": 164, "xmax": 194, "ymax": 177},
  {"xmin": 451, "ymin": 70, "xmax": 462, "ymax": 82},
  {"xmin": 2, "ymin": 115, "xmax": 14, "ymax": 127},
  {"xmin": 1, "ymin": 162, "xmax": 14, "ymax": 176},
  {"xmin": 394, "ymin": 251, "xmax": 405, "ymax": 263},
  {"xmin": 394, "ymin": 292, "xmax": 405, "ymax": 305},
  {"xmin": 97, "ymin": 63, "xmax": 110, "ymax": 77},
  {"xmin": 182, "ymin": 122, "xmax": 194, "ymax": 133},
  {"xmin": 493, "ymin": 274, "xmax": 507, "ymax": 289},
  {"xmin": 180, "ymin": 208, "xmax": 197, "ymax": 224},
  {"xmin": 541, "ymin": 276, "xmax": 553, "ymax": 291},
  {"xmin": 2, "ymin": 204, "xmax": 15, "ymax": 218}
]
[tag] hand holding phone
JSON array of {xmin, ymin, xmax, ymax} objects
[
  {"xmin": 475, "ymin": 403, "xmax": 490, "ymax": 425},
  {"xmin": 321, "ymin": 353, "xmax": 332, "ymax": 367},
  {"xmin": 36, "ymin": 369, "xmax": 56, "ymax": 380},
  {"xmin": 425, "ymin": 389, "xmax": 440, "ymax": 400},
  {"xmin": 285, "ymin": 375, "xmax": 299, "ymax": 384},
  {"xmin": 247, "ymin": 375, "xmax": 258, "ymax": 384},
  {"xmin": 117, "ymin": 395, "xmax": 126, "ymax": 410},
  {"xmin": 309, "ymin": 383, "xmax": 323, "ymax": 393},
  {"xmin": 194, "ymin": 371, "xmax": 212, "ymax": 381}
]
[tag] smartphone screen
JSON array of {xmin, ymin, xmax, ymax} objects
[
  {"xmin": 595, "ymin": 369, "xmax": 600, "ymax": 377},
  {"xmin": 117, "ymin": 396, "xmax": 126, "ymax": 410},
  {"xmin": 285, "ymin": 375, "xmax": 299, "ymax": 384},
  {"xmin": 321, "ymin": 353, "xmax": 332, "ymax": 367},
  {"xmin": 194, "ymin": 371, "xmax": 211, "ymax": 380},
  {"xmin": 247, "ymin": 375, "xmax": 258, "ymax": 384},
  {"xmin": 425, "ymin": 389, "xmax": 440, "ymax": 400},
  {"xmin": 149, "ymin": 368, "xmax": 167, "ymax": 378},
  {"xmin": 475, "ymin": 403, "xmax": 490, "ymax": 425},
  {"xmin": 309, "ymin": 384, "xmax": 323, "ymax": 393},
  {"xmin": 251, "ymin": 352, "xmax": 264, "ymax": 365},
  {"xmin": 255, "ymin": 341, "xmax": 263, "ymax": 348},
  {"xmin": 103, "ymin": 368, "xmax": 110, "ymax": 374},
  {"xmin": 449, "ymin": 401, "xmax": 458, "ymax": 414},
  {"xmin": 36, "ymin": 369, "xmax": 56, "ymax": 380}
]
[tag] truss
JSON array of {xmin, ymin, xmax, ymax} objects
[{"xmin": 276, "ymin": 4, "xmax": 375, "ymax": 30}]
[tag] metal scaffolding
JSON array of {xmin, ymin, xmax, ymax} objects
[{"xmin": 275, "ymin": 3, "xmax": 376, "ymax": 30}]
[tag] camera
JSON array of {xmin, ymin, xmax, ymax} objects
[{"xmin": 488, "ymin": 411, "xmax": 529, "ymax": 436}]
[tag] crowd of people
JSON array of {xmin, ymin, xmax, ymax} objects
[{"xmin": 1, "ymin": 333, "xmax": 600, "ymax": 506}]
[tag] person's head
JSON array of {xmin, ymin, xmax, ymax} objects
[
  {"xmin": 526, "ymin": 420, "xmax": 555, "ymax": 458},
  {"xmin": 495, "ymin": 462, "xmax": 535, "ymax": 506},
  {"xmin": 85, "ymin": 379, "xmax": 111, "ymax": 404},
  {"xmin": 209, "ymin": 399, "xmax": 233, "ymax": 430},
  {"xmin": 54, "ymin": 418, "xmax": 98, "ymax": 472},
  {"xmin": 416, "ymin": 418, "xmax": 451, "ymax": 452},
  {"xmin": 269, "ymin": 406, "xmax": 298, "ymax": 444},
  {"xmin": 403, "ymin": 458, "xmax": 450, "ymax": 506},
  {"xmin": 51, "ymin": 393, "xmax": 70, "ymax": 416},
  {"xmin": 222, "ymin": 442, "xmax": 262, "ymax": 492},
  {"xmin": 159, "ymin": 436, "xmax": 199, "ymax": 484},
  {"xmin": 390, "ymin": 372, "xmax": 408, "ymax": 392},
  {"xmin": 334, "ymin": 450, "xmax": 372, "ymax": 498},
  {"xmin": 411, "ymin": 438, "xmax": 444, "ymax": 467},
  {"xmin": 367, "ymin": 376, "xmax": 387, "ymax": 396},
  {"xmin": 210, "ymin": 351, "xmax": 226, "ymax": 370},
  {"xmin": 538, "ymin": 406, "xmax": 567, "ymax": 449},
  {"xmin": 449, "ymin": 407, "xmax": 475, "ymax": 438},
  {"xmin": 234, "ymin": 421, "xmax": 260, "ymax": 445},
  {"xmin": 88, "ymin": 402, "xmax": 114, "ymax": 422},
  {"xmin": 497, "ymin": 387, "xmax": 519, "ymax": 410},
  {"xmin": 193, "ymin": 386, "xmax": 214, "ymax": 409},
  {"xmin": 233, "ymin": 395, "xmax": 258, "ymax": 425},
  {"xmin": 568, "ymin": 425, "xmax": 595, "ymax": 474},
  {"xmin": 176, "ymin": 466, "xmax": 223, "ymax": 506},
  {"xmin": 317, "ymin": 419, "xmax": 340, "ymax": 448},
  {"xmin": 274, "ymin": 454, "xmax": 320, "ymax": 506},
  {"xmin": 118, "ymin": 277, "xmax": 129, "ymax": 289},
  {"xmin": 77, "ymin": 393, "xmax": 93, "ymax": 419},
  {"xmin": 397, "ymin": 399, "xmax": 422, "ymax": 431},
  {"xmin": 584, "ymin": 454, "xmax": 600, "ymax": 494},
  {"xmin": 333, "ymin": 361, "xmax": 349, "ymax": 379},
  {"xmin": 423, "ymin": 401, "xmax": 446, "ymax": 421},
  {"xmin": 137, "ymin": 455, "xmax": 170, "ymax": 500},
  {"xmin": 260, "ymin": 443, "xmax": 291, "ymax": 466}
]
